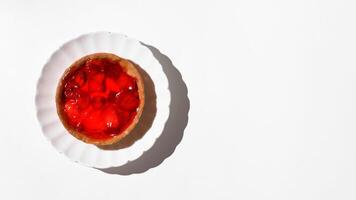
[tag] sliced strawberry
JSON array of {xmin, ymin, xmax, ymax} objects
[
  {"xmin": 105, "ymin": 77, "xmax": 121, "ymax": 92},
  {"xmin": 82, "ymin": 110, "xmax": 106, "ymax": 132},
  {"xmin": 88, "ymin": 73, "xmax": 105, "ymax": 92},
  {"xmin": 115, "ymin": 91, "xmax": 140, "ymax": 111},
  {"xmin": 117, "ymin": 73, "xmax": 137, "ymax": 91},
  {"xmin": 102, "ymin": 107, "xmax": 120, "ymax": 129}
]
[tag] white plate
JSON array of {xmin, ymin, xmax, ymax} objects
[{"xmin": 35, "ymin": 32, "xmax": 170, "ymax": 168}]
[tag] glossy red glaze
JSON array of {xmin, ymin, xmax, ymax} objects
[{"xmin": 59, "ymin": 57, "xmax": 140, "ymax": 140}]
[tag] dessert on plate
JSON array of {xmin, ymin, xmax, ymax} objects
[{"xmin": 56, "ymin": 53, "xmax": 145, "ymax": 145}]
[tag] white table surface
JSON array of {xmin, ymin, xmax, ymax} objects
[{"xmin": 1, "ymin": 0, "xmax": 356, "ymax": 199}]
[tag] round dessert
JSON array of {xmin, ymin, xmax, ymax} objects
[{"xmin": 56, "ymin": 53, "xmax": 145, "ymax": 145}]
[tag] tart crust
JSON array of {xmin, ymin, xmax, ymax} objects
[{"xmin": 56, "ymin": 53, "xmax": 145, "ymax": 146}]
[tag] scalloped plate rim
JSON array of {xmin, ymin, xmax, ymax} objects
[{"xmin": 35, "ymin": 31, "xmax": 171, "ymax": 168}]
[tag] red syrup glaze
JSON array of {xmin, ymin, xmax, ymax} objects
[{"xmin": 59, "ymin": 57, "xmax": 140, "ymax": 140}]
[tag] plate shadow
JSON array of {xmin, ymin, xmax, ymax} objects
[{"xmin": 99, "ymin": 43, "xmax": 190, "ymax": 175}]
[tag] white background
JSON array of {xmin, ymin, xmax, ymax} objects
[{"xmin": 1, "ymin": 0, "xmax": 356, "ymax": 199}]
